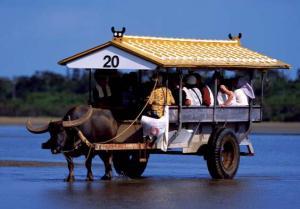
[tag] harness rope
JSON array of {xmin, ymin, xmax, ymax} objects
[{"xmin": 75, "ymin": 75, "xmax": 159, "ymax": 148}]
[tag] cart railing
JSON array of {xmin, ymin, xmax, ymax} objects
[{"xmin": 169, "ymin": 105, "xmax": 262, "ymax": 123}]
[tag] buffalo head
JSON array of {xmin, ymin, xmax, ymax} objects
[{"xmin": 26, "ymin": 106, "xmax": 93, "ymax": 154}]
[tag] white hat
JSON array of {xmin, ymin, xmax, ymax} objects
[
  {"xmin": 186, "ymin": 75, "xmax": 197, "ymax": 85},
  {"xmin": 241, "ymin": 83, "xmax": 255, "ymax": 99}
]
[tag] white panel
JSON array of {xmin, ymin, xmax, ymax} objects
[{"xmin": 66, "ymin": 46, "xmax": 157, "ymax": 70}]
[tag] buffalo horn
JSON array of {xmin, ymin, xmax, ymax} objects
[
  {"xmin": 111, "ymin": 26, "xmax": 115, "ymax": 33},
  {"xmin": 238, "ymin": 33, "xmax": 242, "ymax": 39},
  {"xmin": 62, "ymin": 106, "xmax": 93, "ymax": 128},
  {"xmin": 26, "ymin": 119, "xmax": 49, "ymax": 134}
]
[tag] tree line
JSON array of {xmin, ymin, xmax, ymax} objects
[
  {"xmin": 0, "ymin": 69, "xmax": 299, "ymax": 121},
  {"xmin": 0, "ymin": 70, "xmax": 88, "ymax": 117}
]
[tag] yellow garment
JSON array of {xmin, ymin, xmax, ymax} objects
[{"xmin": 148, "ymin": 87, "xmax": 175, "ymax": 118}]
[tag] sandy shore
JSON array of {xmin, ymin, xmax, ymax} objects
[
  {"xmin": 252, "ymin": 122, "xmax": 300, "ymax": 134},
  {"xmin": 0, "ymin": 116, "xmax": 299, "ymax": 134},
  {"xmin": 0, "ymin": 116, "xmax": 60, "ymax": 125}
]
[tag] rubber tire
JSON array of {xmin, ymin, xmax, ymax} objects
[
  {"xmin": 113, "ymin": 151, "xmax": 149, "ymax": 178},
  {"xmin": 206, "ymin": 128, "xmax": 240, "ymax": 179}
]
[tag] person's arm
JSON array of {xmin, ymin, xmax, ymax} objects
[
  {"xmin": 185, "ymin": 99, "xmax": 192, "ymax": 106},
  {"xmin": 219, "ymin": 85, "xmax": 234, "ymax": 107},
  {"xmin": 201, "ymin": 86, "xmax": 211, "ymax": 106}
]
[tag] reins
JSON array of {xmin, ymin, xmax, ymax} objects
[{"xmin": 73, "ymin": 75, "xmax": 159, "ymax": 148}]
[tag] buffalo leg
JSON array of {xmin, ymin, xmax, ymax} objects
[
  {"xmin": 85, "ymin": 153, "xmax": 94, "ymax": 181},
  {"xmin": 99, "ymin": 151, "xmax": 113, "ymax": 180},
  {"xmin": 64, "ymin": 154, "xmax": 75, "ymax": 182}
]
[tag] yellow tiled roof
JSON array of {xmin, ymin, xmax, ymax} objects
[
  {"xmin": 59, "ymin": 35, "xmax": 290, "ymax": 69},
  {"xmin": 112, "ymin": 35, "xmax": 289, "ymax": 69}
]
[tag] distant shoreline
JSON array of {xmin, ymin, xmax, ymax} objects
[
  {"xmin": 0, "ymin": 116, "xmax": 299, "ymax": 135},
  {"xmin": 252, "ymin": 122, "xmax": 300, "ymax": 135}
]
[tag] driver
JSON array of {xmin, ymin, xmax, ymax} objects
[{"xmin": 147, "ymin": 74, "xmax": 175, "ymax": 118}]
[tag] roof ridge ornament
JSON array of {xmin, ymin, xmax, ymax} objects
[
  {"xmin": 111, "ymin": 27, "xmax": 126, "ymax": 41},
  {"xmin": 228, "ymin": 33, "xmax": 242, "ymax": 41}
]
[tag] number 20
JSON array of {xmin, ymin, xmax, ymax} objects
[{"xmin": 103, "ymin": 55, "xmax": 119, "ymax": 68}]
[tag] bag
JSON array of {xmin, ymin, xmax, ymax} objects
[{"xmin": 141, "ymin": 106, "xmax": 169, "ymax": 151}]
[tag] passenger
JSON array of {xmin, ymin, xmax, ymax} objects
[
  {"xmin": 217, "ymin": 78, "xmax": 236, "ymax": 107},
  {"xmin": 183, "ymin": 75, "xmax": 202, "ymax": 106},
  {"xmin": 233, "ymin": 77, "xmax": 255, "ymax": 106},
  {"xmin": 169, "ymin": 74, "xmax": 181, "ymax": 105},
  {"xmin": 147, "ymin": 74, "xmax": 175, "ymax": 118},
  {"xmin": 195, "ymin": 74, "xmax": 214, "ymax": 107},
  {"xmin": 121, "ymin": 73, "xmax": 137, "ymax": 107},
  {"xmin": 93, "ymin": 70, "xmax": 112, "ymax": 108}
]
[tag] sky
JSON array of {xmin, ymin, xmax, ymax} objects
[{"xmin": 0, "ymin": 0, "xmax": 299, "ymax": 78}]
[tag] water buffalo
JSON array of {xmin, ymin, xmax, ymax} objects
[{"xmin": 26, "ymin": 105, "xmax": 118, "ymax": 181}]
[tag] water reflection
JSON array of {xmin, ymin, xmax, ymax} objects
[
  {"xmin": 1, "ymin": 127, "xmax": 300, "ymax": 209},
  {"xmin": 42, "ymin": 178, "xmax": 260, "ymax": 209}
]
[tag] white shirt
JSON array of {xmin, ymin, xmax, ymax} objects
[
  {"xmin": 183, "ymin": 87, "xmax": 202, "ymax": 106},
  {"xmin": 234, "ymin": 89, "xmax": 249, "ymax": 106},
  {"xmin": 95, "ymin": 83, "xmax": 112, "ymax": 98},
  {"xmin": 217, "ymin": 91, "xmax": 236, "ymax": 106}
]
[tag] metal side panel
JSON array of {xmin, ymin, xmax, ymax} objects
[
  {"xmin": 182, "ymin": 133, "xmax": 210, "ymax": 153},
  {"xmin": 167, "ymin": 129, "xmax": 193, "ymax": 148},
  {"xmin": 169, "ymin": 106, "xmax": 261, "ymax": 123}
]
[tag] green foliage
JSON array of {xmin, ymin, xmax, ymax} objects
[
  {"xmin": 0, "ymin": 70, "xmax": 88, "ymax": 117},
  {"xmin": 0, "ymin": 69, "xmax": 299, "ymax": 121},
  {"xmin": 0, "ymin": 77, "xmax": 13, "ymax": 99},
  {"xmin": 262, "ymin": 70, "xmax": 300, "ymax": 121}
]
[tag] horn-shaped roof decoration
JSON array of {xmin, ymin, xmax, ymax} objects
[{"xmin": 59, "ymin": 32, "xmax": 290, "ymax": 70}]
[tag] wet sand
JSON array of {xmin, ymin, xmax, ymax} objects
[
  {"xmin": 1, "ymin": 156, "xmax": 300, "ymax": 209},
  {"xmin": 1, "ymin": 168, "xmax": 299, "ymax": 209},
  {"xmin": 0, "ymin": 127, "xmax": 300, "ymax": 209}
]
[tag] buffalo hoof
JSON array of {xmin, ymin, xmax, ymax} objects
[
  {"xmin": 85, "ymin": 175, "xmax": 94, "ymax": 181},
  {"xmin": 101, "ymin": 175, "xmax": 112, "ymax": 181},
  {"xmin": 64, "ymin": 176, "xmax": 75, "ymax": 182}
]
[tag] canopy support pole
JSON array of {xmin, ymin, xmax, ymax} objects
[
  {"xmin": 177, "ymin": 68, "xmax": 183, "ymax": 131},
  {"xmin": 260, "ymin": 71, "xmax": 266, "ymax": 120},
  {"xmin": 248, "ymin": 71, "xmax": 255, "ymax": 123},
  {"xmin": 213, "ymin": 70, "xmax": 218, "ymax": 122},
  {"xmin": 88, "ymin": 69, "xmax": 92, "ymax": 105}
]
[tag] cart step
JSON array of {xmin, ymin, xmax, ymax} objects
[
  {"xmin": 240, "ymin": 137, "xmax": 255, "ymax": 156},
  {"xmin": 240, "ymin": 152, "xmax": 254, "ymax": 156}
]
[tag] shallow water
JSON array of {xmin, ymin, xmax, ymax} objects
[{"xmin": 0, "ymin": 125, "xmax": 300, "ymax": 209}]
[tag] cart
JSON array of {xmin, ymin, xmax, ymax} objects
[{"xmin": 58, "ymin": 28, "xmax": 289, "ymax": 179}]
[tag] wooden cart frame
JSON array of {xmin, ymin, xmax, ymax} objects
[{"xmin": 58, "ymin": 29, "xmax": 289, "ymax": 179}]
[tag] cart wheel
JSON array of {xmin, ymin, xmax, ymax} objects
[
  {"xmin": 206, "ymin": 128, "xmax": 240, "ymax": 179},
  {"xmin": 113, "ymin": 151, "xmax": 149, "ymax": 178}
]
